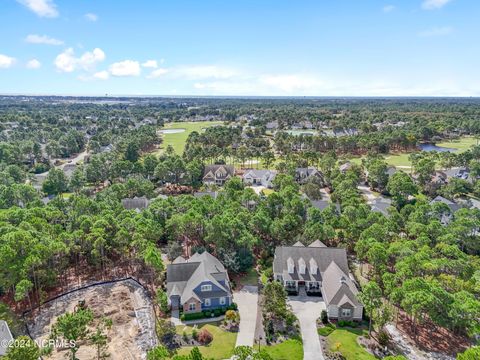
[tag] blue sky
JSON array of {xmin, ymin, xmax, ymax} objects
[{"xmin": 0, "ymin": 0, "xmax": 478, "ymax": 96}]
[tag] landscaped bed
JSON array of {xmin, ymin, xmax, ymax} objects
[{"xmin": 175, "ymin": 323, "xmax": 237, "ymax": 359}]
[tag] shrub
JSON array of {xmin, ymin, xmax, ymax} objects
[
  {"xmin": 317, "ymin": 325, "xmax": 335, "ymax": 336},
  {"xmin": 225, "ymin": 310, "xmax": 238, "ymax": 322},
  {"xmin": 378, "ymin": 329, "xmax": 390, "ymax": 347},
  {"xmin": 182, "ymin": 312, "xmax": 206, "ymax": 321},
  {"xmin": 203, "ymin": 310, "xmax": 212, "ymax": 318},
  {"xmin": 197, "ymin": 328, "xmax": 213, "ymax": 345},
  {"xmin": 192, "ymin": 328, "xmax": 198, "ymax": 340},
  {"xmin": 228, "ymin": 303, "xmax": 238, "ymax": 311},
  {"xmin": 321, "ymin": 310, "xmax": 328, "ymax": 324},
  {"xmin": 213, "ymin": 308, "xmax": 222, "ymax": 317}
]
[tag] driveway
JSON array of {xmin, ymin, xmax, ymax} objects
[
  {"xmin": 288, "ymin": 291, "xmax": 326, "ymax": 360},
  {"xmin": 234, "ymin": 285, "xmax": 259, "ymax": 347}
]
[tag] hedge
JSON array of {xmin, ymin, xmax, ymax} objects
[{"xmin": 180, "ymin": 304, "xmax": 237, "ymax": 321}]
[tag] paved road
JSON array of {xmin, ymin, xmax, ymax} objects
[
  {"xmin": 234, "ymin": 285, "xmax": 259, "ymax": 347},
  {"xmin": 288, "ymin": 292, "xmax": 326, "ymax": 360}
]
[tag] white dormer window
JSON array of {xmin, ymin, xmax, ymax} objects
[
  {"xmin": 287, "ymin": 257, "xmax": 295, "ymax": 274},
  {"xmin": 201, "ymin": 284, "xmax": 212, "ymax": 292},
  {"xmin": 309, "ymin": 258, "xmax": 318, "ymax": 275},
  {"xmin": 298, "ymin": 258, "xmax": 306, "ymax": 275},
  {"xmin": 204, "ymin": 298, "xmax": 211, "ymax": 306}
]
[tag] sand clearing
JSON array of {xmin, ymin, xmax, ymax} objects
[{"xmin": 28, "ymin": 279, "xmax": 157, "ymax": 360}]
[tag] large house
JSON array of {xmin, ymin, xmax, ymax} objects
[
  {"xmin": 0, "ymin": 320, "xmax": 13, "ymax": 357},
  {"xmin": 243, "ymin": 169, "xmax": 277, "ymax": 188},
  {"xmin": 166, "ymin": 252, "xmax": 232, "ymax": 314},
  {"xmin": 202, "ymin": 165, "xmax": 235, "ymax": 186},
  {"xmin": 273, "ymin": 241, "xmax": 363, "ymax": 321},
  {"xmin": 295, "ymin": 167, "xmax": 324, "ymax": 185}
]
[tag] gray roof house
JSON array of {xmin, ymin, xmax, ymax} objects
[
  {"xmin": 295, "ymin": 167, "xmax": 324, "ymax": 185},
  {"xmin": 430, "ymin": 195, "xmax": 461, "ymax": 225},
  {"xmin": 243, "ymin": 169, "xmax": 277, "ymax": 188},
  {"xmin": 0, "ymin": 320, "xmax": 13, "ymax": 356},
  {"xmin": 273, "ymin": 241, "xmax": 363, "ymax": 321},
  {"xmin": 166, "ymin": 252, "xmax": 232, "ymax": 314},
  {"xmin": 202, "ymin": 165, "xmax": 235, "ymax": 186},
  {"xmin": 121, "ymin": 196, "xmax": 150, "ymax": 212}
]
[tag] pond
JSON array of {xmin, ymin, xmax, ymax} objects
[
  {"xmin": 419, "ymin": 143, "xmax": 457, "ymax": 152},
  {"xmin": 159, "ymin": 128, "xmax": 186, "ymax": 134}
]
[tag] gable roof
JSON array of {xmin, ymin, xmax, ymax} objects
[
  {"xmin": 0, "ymin": 320, "xmax": 13, "ymax": 356},
  {"xmin": 322, "ymin": 262, "xmax": 361, "ymax": 307},
  {"xmin": 203, "ymin": 165, "xmax": 235, "ymax": 180},
  {"xmin": 166, "ymin": 251, "xmax": 230, "ymax": 304},
  {"xmin": 430, "ymin": 195, "xmax": 460, "ymax": 213},
  {"xmin": 274, "ymin": 243, "xmax": 360, "ymax": 308}
]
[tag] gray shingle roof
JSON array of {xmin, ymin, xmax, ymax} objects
[
  {"xmin": 166, "ymin": 251, "xmax": 230, "ymax": 304},
  {"xmin": 0, "ymin": 320, "xmax": 13, "ymax": 356},
  {"xmin": 273, "ymin": 242, "xmax": 360, "ymax": 307}
]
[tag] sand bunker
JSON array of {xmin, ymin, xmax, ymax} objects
[{"xmin": 28, "ymin": 279, "xmax": 157, "ymax": 360}]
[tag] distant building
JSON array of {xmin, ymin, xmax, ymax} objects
[
  {"xmin": 202, "ymin": 165, "xmax": 235, "ymax": 186},
  {"xmin": 62, "ymin": 163, "xmax": 77, "ymax": 178},
  {"xmin": 339, "ymin": 162, "xmax": 352, "ymax": 173},
  {"xmin": 166, "ymin": 252, "xmax": 232, "ymax": 313},
  {"xmin": 273, "ymin": 241, "xmax": 363, "ymax": 321},
  {"xmin": 430, "ymin": 195, "xmax": 460, "ymax": 225},
  {"xmin": 243, "ymin": 169, "xmax": 277, "ymax": 188},
  {"xmin": 0, "ymin": 320, "xmax": 13, "ymax": 357},
  {"xmin": 121, "ymin": 196, "xmax": 150, "ymax": 212},
  {"xmin": 295, "ymin": 167, "xmax": 324, "ymax": 185}
]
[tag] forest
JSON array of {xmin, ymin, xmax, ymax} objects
[{"xmin": 1, "ymin": 95, "xmax": 480, "ymax": 359}]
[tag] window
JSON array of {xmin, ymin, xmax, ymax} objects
[
  {"xmin": 341, "ymin": 308, "xmax": 352, "ymax": 317},
  {"xmin": 201, "ymin": 284, "xmax": 212, "ymax": 292},
  {"xmin": 189, "ymin": 303, "xmax": 196, "ymax": 311},
  {"xmin": 220, "ymin": 297, "xmax": 226, "ymax": 305},
  {"xmin": 204, "ymin": 298, "xmax": 211, "ymax": 306}
]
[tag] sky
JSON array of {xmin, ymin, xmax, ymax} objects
[{"xmin": 0, "ymin": 0, "xmax": 478, "ymax": 96}]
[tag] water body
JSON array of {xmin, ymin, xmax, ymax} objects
[
  {"xmin": 160, "ymin": 128, "xmax": 186, "ymax": 134},
  {"xmin": 419, "ymin": 143, "xmax": 456, "ymax": 152}
]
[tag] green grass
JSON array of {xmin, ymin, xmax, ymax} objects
[
  {"xmin": 318, "ymin": 324, "xmax": 336, "ymax": 336},
  {"xmin": 157, "ymin": 121, "xmax": 224, "ymax": 155},
  {"xmin": 263, "ymin": 339, "xmax": 303, "ymax": 360},
  {"xmin": 327, "ymin": 328, "xmax": 375, "ymax": 360},
  {"xmin": 175, "ymin": 323, "xmax": 237, "ymax": 360},
  {"xmin": 436, "ymin": 136, "xmax": 478, "ymax": 153},
  {"xmin": 235, "ymin": 268, "xmax": 258, "ymax": 287}
]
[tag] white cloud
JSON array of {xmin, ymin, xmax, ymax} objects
[
  {"xmin": 142, "ymin": 60, "xmax": 158, "ymax": 68},
  {"xmin": 26, "ymin": 59, "xmax": 41, "ymax": 69},
  {"xmin": 84, "ymin": 13, "xmax": 98, "ymax": 22},
  {"xmin": 147, "ymin": 68, "xmax": 169, "ymax": 78},
  {"xmin": 383, "ymin": 5, "xmax": 396, "ymax": 13},
  {"xmin": 17, "ymin": 0, "xmax": 58, "ymax": 18},
  {"xmin": 0, "ymin": 54, "xmax": 16, "ymax": 68},
  {"xmin": 54, "ymin": 47, "xmax": 105, "ymax": 73},
  {"xmin": 25, "ymin": 34, "xmax": 63, "ymax": 45},
  {"xmin": 173, "ymin": 65, "xmax": 238, "ymax": 79},
  {"xmin": 418, "ymin": 26, "xmax": 454, "ymax": 37},
  {"xmin": 93, "ymin": 70, "xmax": 109, "ymax": 80},
  {"xmin": 422, "ymin": 0, "xmax": 452, "ymax": 10},
  {"xmin": 109, "ymin": 60, "xmax": 141, "ymax": 77}
]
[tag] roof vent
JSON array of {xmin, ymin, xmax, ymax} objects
[{"xmin": 340, "ymin": 276, "xmax": 347, "ymax": 285}]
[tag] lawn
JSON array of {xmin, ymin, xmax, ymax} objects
[
  {"xmin": 263, "ymin": 339, "xmax": 303, "ymax": 360},
  {"xmin": 234, "ymin": 267, "xmax": 258, "ymax": 287},
  {"xmin": 156, "ymin": 121, "xmax": 224, "ymax": 155},
  {"xmin": 436, "ymin": 136, "xmax": 478, "ymax": 153},
  {"xmin": 327, "ymin": 328, "xmax": 375, "ymax": 360},
  {"xmin": 175, "ymin": 323, "xmax": 237, "ymax": 359}
]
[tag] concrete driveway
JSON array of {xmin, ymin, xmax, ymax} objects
[
  {"xmin": 288, "ymin": 291, "xmax": 326, "ymax": 360},
  {"xmin": 234, "ymin": 286, "xmax": 259, "ymax": 347}
]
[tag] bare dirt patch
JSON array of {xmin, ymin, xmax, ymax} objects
[{"xmin": 27, "ymin": 279, "xmax": 157, "ymax": 360}]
